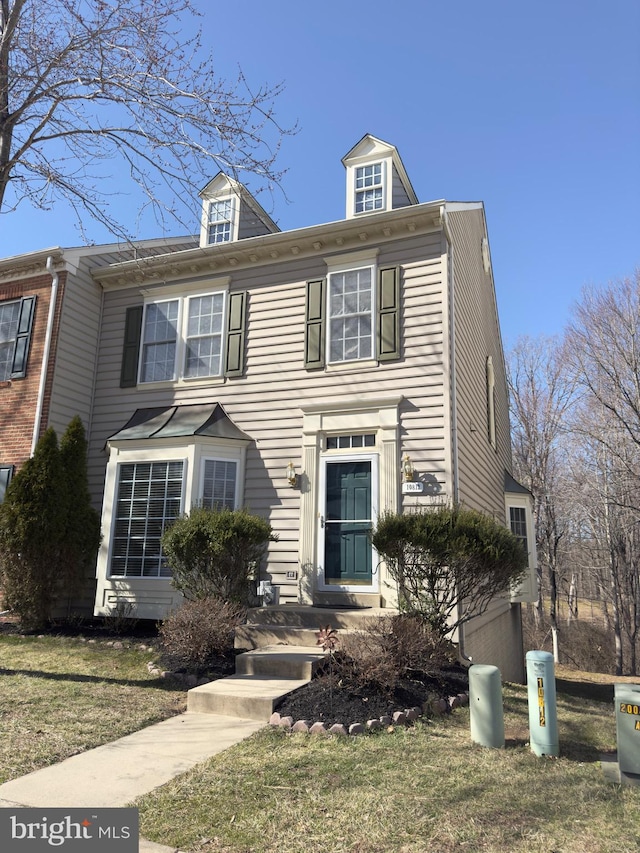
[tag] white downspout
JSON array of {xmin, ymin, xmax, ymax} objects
[
  {"xmin": 440, "ymin": 204, "xmax": 472, "ymax": 666},
  {"xmin": 30, "ymin": 256, "xmax": 59, "ymax": 456}
]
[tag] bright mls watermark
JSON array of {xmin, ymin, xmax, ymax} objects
[{"xmin": 0, "ymin": 808, "xmax": 138, "ymax": 851}]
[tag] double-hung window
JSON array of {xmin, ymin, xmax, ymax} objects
[
  {"xmin": 509, "ymin": 506, "xmax": 528, "ymax": 555},
  {"xmin": 201, "ymin": 458, "xmax": 237, "ymax": 510},
  {"xmin": 140, "ymin": 291, "xmax": 226, "ymax": 383},
  {"xmin": 0, "ymin": 301, "xmax": 21, "ymax": 380},
  {"xmin": 329, "ymin": 266, "xmax": 374, "ymax": 362},
  {"xmin": 355, "ymin": 163, "xmax": 384, "ymax": 214},
  {"xmin": 0, "ymin": 297, "xmax": 35, "ymax": 381},
  {"xmin": 208, "ymin": 199, "xmax": 234, "ymax": 244}
]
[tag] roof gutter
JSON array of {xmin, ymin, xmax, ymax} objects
[{"xmin": 30, "ymin": 256, "xmax": 59, "ymax": 456}]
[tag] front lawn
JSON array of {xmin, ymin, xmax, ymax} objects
[
  {"xmin": 135, "ymin": 667, "xmax": 640, "ymax": 853},
  {"xmin": 0, "ymin": 632, "xmax": 186, "ymax": 783}
]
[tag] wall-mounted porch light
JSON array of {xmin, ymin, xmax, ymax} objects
[
  {"xmin": 402, "ymin": 454, "xmax": 414, "ymax": 482},
  {"xmin": 286, "ymin": 460, "xmax": 298, "ymax": 487}
]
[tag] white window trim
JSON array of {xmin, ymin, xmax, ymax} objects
[
  {"xmin": 317, "ymin": 451, "xmax": 380, "ymax": 593},
  {"xmin": 198, "ymin": 454, "xmax": 241, "ymax": 510},
  {"xmin": 326, "ymin": 254, "xmax": 377, "ymax": 366},
  {"xmin": 354, "ymin": 161, "xmax": 385, "ymax": 215},
  {"xmin": 346, "ymin": 158, "xmax": 390, "ymax": 218},
  {"xmin": 207, "ymin": 196, "xmax": 237, "ymax": 244},
  {"xmin": 487, "ymin": 356, "xmax": 496, "ymax": 449},
  {"xmin": 199, "ymin": 193, "xmax": 239, "ymax": 245},
  {"xmin": 139, "ymin": 286, "xmax": 228, "ymax": 384},
  {"xmin": 95, "ymin": 437, "xmax": 247, "ymax": 617},
  {"xmin": 506, "ymin": 493, "xmax": 538, "ymax": 603}
]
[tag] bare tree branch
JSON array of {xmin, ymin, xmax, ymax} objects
[{"xmin": 0, "ymin": 0, "xmax": 294, "ymax": 241}]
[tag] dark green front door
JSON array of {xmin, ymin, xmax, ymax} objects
[{"xmin": 324, "ymin": 460, "xmax": 373, "ymax": 585}]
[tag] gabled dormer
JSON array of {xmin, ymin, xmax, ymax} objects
[
  {"xmin": 199, "ymin": 173, "xmax": 280, "ymax": 248},
  {"xmin": 342, "ymin": 134, "xmax": 419, "ymax": 219}
]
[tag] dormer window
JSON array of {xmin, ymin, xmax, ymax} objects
[
  {"xmin": 355, "ymin": 163, "xmax": 384, "ymax": 214},
  {"xmin": 343, "ymin": 135, "xmax": 418, "ymax": 220},
  {"xmin": 208, "ymin": 198, "xmax": 234, "ymax": 244},
  {"xmin": 199, "ymin": 173, "xmax": 280, "ymax": 248}
]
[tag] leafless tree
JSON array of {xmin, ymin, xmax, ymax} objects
[
  {"xmin": 566, "ymin": 272, "xmax": 640, "ymax": 674},
  {"xmin": 0, "ymin": 0, "xmax": 292, "ymax": 241},
  {"xmin": 507, "ymin": 335, "xmax": 576, "ymax": 661}
]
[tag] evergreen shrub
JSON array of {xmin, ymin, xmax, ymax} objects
[{"xmin": 161, "ymin": 506, "xmax": 277, "ymax": 605}]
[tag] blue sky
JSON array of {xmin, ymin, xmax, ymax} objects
[{"xmin": 2, "ymin": 0, "xmax": 638, "ymax": 347}]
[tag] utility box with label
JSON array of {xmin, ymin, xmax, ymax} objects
[
  {"xmin": 614, "ymin": 683, "xmax": 640, "ymax": 778},
  {"xmin": 526, "ymin": 650, "xmax": 559, "ymax": 757}
]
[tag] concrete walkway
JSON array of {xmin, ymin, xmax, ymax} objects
[
  {"xmin": 0, "ymin": 629, "xmax": 328, "ymax": 851},
  {"xmin": 0, "ymin": 712, "xmax": 265, "ymax": 853}
]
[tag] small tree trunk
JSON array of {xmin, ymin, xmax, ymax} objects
[{"xmin": 567, "ymin": 572, "xmax": 578, "ymax": 624}]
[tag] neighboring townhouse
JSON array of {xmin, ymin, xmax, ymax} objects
[
  {"xmin": 0, "ymin": 238, "xmax": 195, "ymax": 504},
  {"xmin": 86, "ymin": 134, "xmax": 537, "ymax": 682}
]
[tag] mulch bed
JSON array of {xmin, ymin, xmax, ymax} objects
[{"xmin": 276, "ymin": 664, "xmax": 469, "ymax": 728}]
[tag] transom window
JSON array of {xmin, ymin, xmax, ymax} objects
[
  {"xmin": 329, "ymin": 267, "xmax": 373, "ymax": 362},
  {"xmin": 208, "ymin": 199, "xmax": 233, "ymax": 244},
  {"xmin": 110, "ymin": 461, "xmax": 184, "ymax": 578},
  {"xmin": 201, "ymin": 459, "xmax": 237, "ymax": 510},
  {"xmin": 141, "ymin": 292, "xmax": 226, "ymax": 383},
  {"xmin": 326, "ymin": 434, "xmax": 376, "ymax": 450},
  {"xmin": 0, "ymin": 301, "xmax": 20, "ymax": 381},
  {"xmin": 355, "ymin": 163, "xmax": 383, "ymax": 213}
]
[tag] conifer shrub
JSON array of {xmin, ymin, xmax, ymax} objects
[
  {"xmin": 158, "ymin": 596, "xmax": 245, "ymax": 674},
  {"xmin": 59, "ymin": 415, "xmax": 101, "ymax": 603},
  {"xmin": 0, "ymin": 428, "xmax": 68, "ymax": 629},
  {"xmin": 372, "ymin": 504, "xmax": 528, "ymax": 638},
  {"xmin": 161, "ymin": 506, "xmax": 277, "ymax": 606},
  {"xmin": 0, "ymin": 419, "xmax": 101, "ymax": 629}
]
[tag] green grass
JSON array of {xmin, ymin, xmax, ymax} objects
[
  {"xmin": 1, "ymin": 634, "xmax": 639, "ymax": 852},
  {"xmin": 0, "ymin": 633, "xmax": 186, "ymax": 783},
  {"xmin": 135, "ymin": 670, "xmax": 640, "ymax": 853}
]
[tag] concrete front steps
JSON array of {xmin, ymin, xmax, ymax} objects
[
  {"xmin": 188, "ymin": 604, "xmax": 387, "ymax": 722},
  {"xmin": 187, "ymin": 645, "xmax": 325, "ymax": 721},
  {"xmin": 235, "ymin": 603, "xmax": 387, "ymax": 650}
]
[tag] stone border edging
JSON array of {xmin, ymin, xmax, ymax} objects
[{"xmin": 269, "ymin": 691, "xmax": 469, "ymax": 736}]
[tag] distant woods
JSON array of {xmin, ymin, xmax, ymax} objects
[{"xmin": 508, "ymin": 269, "xmax": 640, "ymax": 675}]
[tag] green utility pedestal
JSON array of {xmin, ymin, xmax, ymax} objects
[
  {"xmin": 615, "ymin": 683, "xmax": 640, "ymax": 780},
  {"xmin": 469, "ymin": 664, "xmax": 504, "ymax": 748},
  {"xmin": 526, "ymin": 650, "xmax": 559, "ymax": 757}
]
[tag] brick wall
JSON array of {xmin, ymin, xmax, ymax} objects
[{"xmin": 0, "ymin": 271, "xmax": 66, "ymax": 470}]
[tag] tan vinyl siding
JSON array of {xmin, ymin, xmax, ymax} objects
[
  {"xmin": 237, "ymin": 200, "xmax": 274, "ymax": 240},
  {"xmin": 447, "ymin": 208, "xmax": 511, "ymax": 518},
  {"xmin": 47, "ymin": 264, "xmax": 102, "ymax": 435},
  {"xmin": 390, "ymin": 164, "xmax": 412, "ymax": 210},
  {"xmin": 89, "ymin": 232, "xmax": 448, "ymax": 603}
]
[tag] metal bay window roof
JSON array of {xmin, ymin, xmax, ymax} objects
[{"xmin": 107, "ymin": 403, "xmax": 252, "ymax": 443}]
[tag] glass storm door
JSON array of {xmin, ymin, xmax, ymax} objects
[{"xmin": 322, "ymin": 459, "xmax": 375, "ymax": 586}]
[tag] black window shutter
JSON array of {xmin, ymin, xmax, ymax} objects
[
  {"xmin": 377, "ymin": 266, "xmax": 400, "ymax": 361},
  {"xmin": 305, "ymin": 279, "xmax": 325, "ymax": 369},
  {"xmin": 224, "ymin": 291, "xmax": 247, "ymax": 377},
  {"xmin": 10, "ymin": 296, "xmax": 36, "ymax": 379},
  {"xmin": 0, "ymin": 465, "xmax": 14, "ymax": 503},
  {"xmin": 120, "ymin": 305, "xmax": 143, "ymax": 388}
]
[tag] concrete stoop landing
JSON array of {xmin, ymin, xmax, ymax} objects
[{"xmin": 188, "ymin": 604, "xmax": 386, "ymax": 722}]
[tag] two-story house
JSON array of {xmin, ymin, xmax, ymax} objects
[{"xmin": 86, "ymin": 135, "xmax": 536, "ymax": 682}]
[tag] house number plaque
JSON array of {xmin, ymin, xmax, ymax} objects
[{"xmin": 402, "ymin": 482, "xmax": 424, "ymax": 494}]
